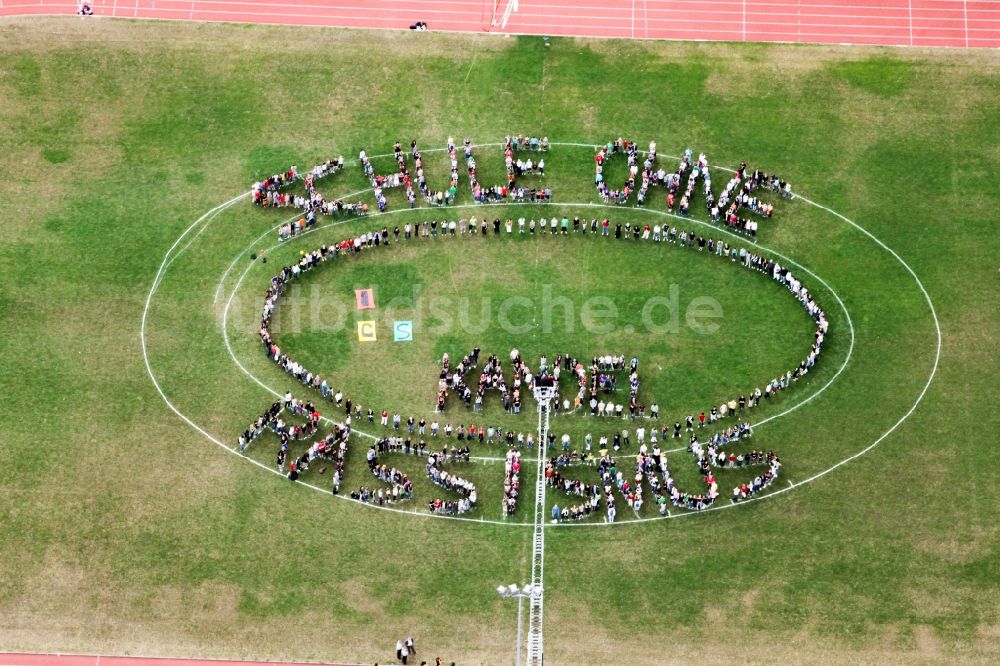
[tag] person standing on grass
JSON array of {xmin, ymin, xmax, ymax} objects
[
  {"xmin": 396, "ymin": 639, "xmax": 404, "ymax": 661},
  {"xmin": 406, "ymin": 637, "xmax": 416, "ymax": 658}
]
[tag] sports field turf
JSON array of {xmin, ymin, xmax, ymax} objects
[{"xmin": 1, "ymin": 16, "xmax": 999, "ymax": 664}]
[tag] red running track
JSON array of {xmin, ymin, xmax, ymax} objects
[
  {"xmin": 0, "ymin": 0, "xmax": 997, "ymax": 47},
  {"xmin": 0, "ymin": 654, "xmax": 363, "ymax": 666}
]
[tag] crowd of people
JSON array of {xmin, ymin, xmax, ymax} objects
[
  {"xmin": 509, "ymin": 135, "xmax": 550, "ymax": 151},
  {"xmin": 350, "ymin": 435, "xmax": 483, "ymax": 513},
  {"xmin": 434, "ymin": 348, "xmax": 648, "ymax": 423},
  {"xmin": 251, "ymin": 157, "xmax": 372, "ymax": 221},
  {"xmin": 437, "ymin": 348, "xmax": 537, "ymax": 415},
  {"xmin": 589, "ymin": 421, "xmax": 775, "ymax": 516},
  {"xmin": 250, "ymin": 140, "xmax": 793, "ymax": 248},
  {"xmin": 255, "ymin": 136, "xmax": 558, "ymax": 220},
  {"xmin": 419, "ymin": 134, "xmax": 554, "ymax": 206},
  {"xmin": 462, "ymin": 135, "xmax": 552, "ymax": 204},
  {"xmin": 249, "ymin": 206, "xmax": 825, "ymax": 514},
  {"xmin": 258, "ymin": 213, "xmax": 827, "ymax": 440},
  {"xmin": 685, "ymin": 422, "xmax": 782, "ymax": 504},
  {"xmin": 351, "ymin": 137, "xmax": 556, "ymax": 211},
  {"xmin": 593, "ymin": 139, "xmax": 791, "ymax": 240},
  {"xmin": 540, "ymin": 418, "xmax": 778, "ymax": 521},
  {"xmin": 425, "ymin": 452, "xmax": 477, "ymax": 514},
  {"xmin": 252, "ymin": 156, "xmax": 372, "ymax": 239},
  {"xmin": 360, "ymin": 443, "xmax": 414, "ymax": 506},
  {"xmin": 709, "ymin": 162, "xmax": 791, "ymax": 237},
  {"xmin": 502, "ymin": 448, "xmax": 522, "ymax": 517},
  {"xmin": 545, "ymin": 454, "xmax": 603, "ymax": 521},
  {"xmin": 350, "ymin": 434, "xmax": 479, "ymax": 507},
  {"xmin": 594, "ymin": 138, "xmax": 656, "ymax": 205},
  {"xmin": 237, "ymin": 394, "xmax": 321, "ymax": 454},
  {"xmin": 236, "ymin": 393, "xmax": 351, "ymax": 489}
]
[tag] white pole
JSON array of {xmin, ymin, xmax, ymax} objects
[{"xmin": 525, "ymin": 388, "xmax": 549, "ymax": 665}]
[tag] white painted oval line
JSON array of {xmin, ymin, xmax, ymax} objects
[{"xmin": 144, "ymin": 142, "xmax": 938, "ymax": 527}]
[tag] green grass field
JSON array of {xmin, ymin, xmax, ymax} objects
[{"xmin": 1, "ymin": 16, "xmax": 999, "ymax": 665}]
